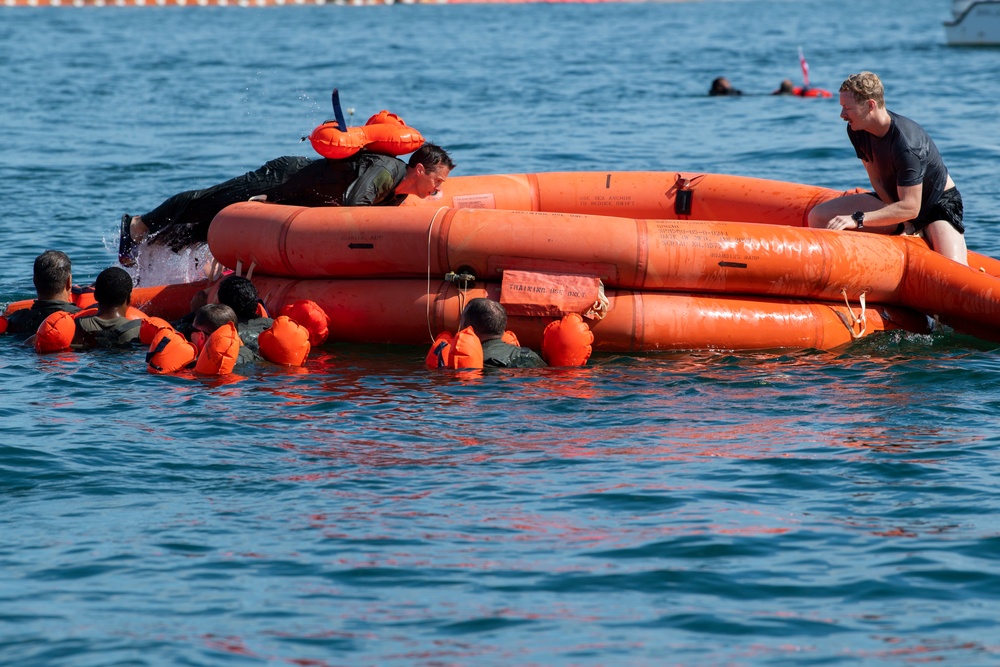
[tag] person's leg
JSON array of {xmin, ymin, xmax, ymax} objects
[
  {"xmin": 807, "ymin": 192, "xmax": 883, "ymax": 228},
  {"xmin": 922, "ymin": 220, "xmax": 968, "ymax": 266}
]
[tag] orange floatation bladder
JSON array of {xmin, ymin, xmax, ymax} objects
[
  {"xmin": 279, "ymin": 299, "xmax": 329, "ymax": 347},
  {"xmin": 542, "ymin": 314, "xmax": 594, "ymax": 367},
  {"xmin": 146, "ymin": 329, "xmax": 198, "ymax": 374},
  {"xmin": 309, "ymin": 110, "xmax": 424, "ymax": 161},
  {"xmin": 34, "ymin": 311, "xmax": 77, "ymax": 353},
  {"xmin": 258, "ymin": 315, "xmax": 311, "ymax": 367},
  {"xmin": 425, "ymin": 327, "xmax": 485, "ymax": 370},
  {"xmin": 194, "ymin": 321, "xmax": 241, "ymax": 376}
]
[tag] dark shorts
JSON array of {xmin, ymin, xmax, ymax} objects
[{"xmin": 866, "ymin": 187, "xmax": 965, "ymax": 234}]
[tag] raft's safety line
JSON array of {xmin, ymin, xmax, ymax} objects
[
  {"xmin": 425, "ymin": 207, "xmax": 452, "ymax": 343},
  {"xmin": 841, "ymin": 288, "xmax": 868, "ymax": 339}
]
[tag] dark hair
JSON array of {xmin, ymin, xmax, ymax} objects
[
  {"xmin": 32, "ymin": 250, "xmax": 73, "ymax": 299},
  {"xmin": 93, "ymin": 266, "xmax": 133, "ymax": 307},
  {"xmin": 408, "ymin": 142, "xmax": 455, "ymax": 172},
  {"xmin": 216, "ymin": 275, "xmax": 260, "ymax": 321},
  {"xmin": 461, "ymin": 298, "xmax": 507, "ymax": 340},
  {"xmin": 194, "ymin": 303, "xmax": 237, "ymax": 333}
]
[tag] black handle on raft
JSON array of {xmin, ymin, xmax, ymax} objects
[{"xmin": 331, "ymin": 88, "xmax": 348, "ymax": 132}]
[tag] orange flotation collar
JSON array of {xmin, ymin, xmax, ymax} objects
[
  {"xmin": 280, "ymin": 299, "xmax": 330, "ymax": 346},
  {"xmin": 146, "ymin": 329, "xmax": 198, "ymax": 374},
  {"xmin": 258, "ymin": 315, "xmax": 311, "ymax": 366},
  {"xmin": 194, "ymin": 321, "xmax": 241, "ymax": 375},
  {"xmin": 34, "ymin": 310, "xmax": 77, "ymax": 353},
  {"xmin": 309, "ymin": 110, "xmax": 424, "ymax": 161},
  {"xmin": 541, "ymin": 313, "xmax": 594, "ymax": 367},
  {"xmin": 425, "ymin": 327, "xmax": 485, "ymax": 370}
]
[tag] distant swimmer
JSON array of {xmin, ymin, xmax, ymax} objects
[
  {"xmin": 119, "ymin": 143, "xmax": 455, "ymax": 266},
  {"xmin": 807, "ymin": 71, "xmax": 967, "ymax": 266},
  {"xmin": 709, "ymin": 77, "xmax": 742, "ymax": 96},
  {"xmin": 772, "ymin": 79, "xmax": 833, "ymax": 98}
]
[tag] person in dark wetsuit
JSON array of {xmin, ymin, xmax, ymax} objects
[
  {"xmin": 709, "ymin": 77, "xmax": 742, "ymax": 96},
  {"xmin": 216, "ymin": 275, "xmax": 271, "ymax": 357},
  {"xmin": 119, "ymin": 143, "xmax": 455, "ymax": 265},
  {"xmin": 807, "ymin": 71, "xmax": 967, "ymax": 265},
  {"xmin": 192, "ymin": 303, "xmax": 260, "ymax": 367},
  {"xmin": 3, "ymin": 250, "xmax": 81, "ymax": 336},
  {"xmin": 73, "ymin": 267, "xmax": 141, "ymax": 349},
  {"xmin": 460, "ymin": 298, "xmax": 547, "ymax": 369}
]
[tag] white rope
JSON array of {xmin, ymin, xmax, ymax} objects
[
  {"xmin": 425, "ymin": 207, "xmax": 450, "ymax": 343},
  {"xmin": 840, "ymin": 288, "xmax": 868, "ymax": 339}
]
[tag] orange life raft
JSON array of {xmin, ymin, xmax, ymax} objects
[{"xmin": 152, "ymin": 171, "xmax": 1000, "ymax": 352}]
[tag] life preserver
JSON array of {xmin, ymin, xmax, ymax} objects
[
  {"xmin": 541, "ymin": 313, "xmax": 594, "ymax": 367},
  {"xmin": 425, "ymin": 327, "xmax": 484, "ymax": 369},
  {"xmin": 794, "ymin": 86, "xmax": 832, "ymax": 98},
  {"xmin": 280, "ymin": 299, "xmax": 329, "ymax": 346},
  {"xmin": 194, "ymin": 321, "xmax": 241, "ymax": 375},
  {"xmin": 258, "ymin": 315, "xmax": 311, "ymax": 366},
  {"xmin": 140, "ymin": 317, "xmax": 176, "ymax": 345},
  {"xmin": 309, "ymin": 110, "xmax": 424, "ymax": 161},
  {"xmin": 34, "ymin": 310, "xmax": 77, "ymax": 353},
  {"xmin": 146, "ymin": 329, "xmax": 198, "ymax": 374}
]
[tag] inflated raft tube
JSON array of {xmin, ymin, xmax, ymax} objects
[
  {"xmin": 209, "ymin": 202, "xmax": 1000, "ymax": 337},
  {"xmin": 4, "ymin": 280, "xmax": 210, "ymax": 323},
  {"xmin": 251, "ymin": 277, "xmax": 929, "ymax": 352}
]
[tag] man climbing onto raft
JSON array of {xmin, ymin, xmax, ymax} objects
[
  {"xmin": 808, "ymin": 71, "xmax": 967, "ymax": 266},
  {"xmin": 119, "ymin": 142, "xmax": 454, "ymax": 266}
]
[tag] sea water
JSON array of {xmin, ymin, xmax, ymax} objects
[{"xmin": 2, "ymin": 1, "xmax": 1000, "ymax": 665}]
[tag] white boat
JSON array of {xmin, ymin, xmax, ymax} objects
[{"xmin": 944, "ymin": 0, "xmax": 1000, "ymax": 45}]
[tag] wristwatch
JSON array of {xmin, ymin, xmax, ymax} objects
[{"xmin": 851, "ymin": 211, "xmax": 865, "ymax": 229}]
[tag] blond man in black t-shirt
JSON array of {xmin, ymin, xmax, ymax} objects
[{"xmin": 808, "ymin": 71, "xmax": 967, "ymax": 266}]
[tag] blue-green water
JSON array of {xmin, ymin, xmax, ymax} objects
[{"xmin": 3, "ymin": 1, "xmax": 1000, "ymax": 665}]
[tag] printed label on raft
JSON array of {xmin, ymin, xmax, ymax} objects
[
  {"xmin": 452, "ymin": 193, "xmax": 496, "ymax": 209},
  {"xmin": 577, "ymin": 194, "xmax": 635, "ymax": 207},
  {"xmin": 652, "ymin": 221, "xmax": 760, "ymax": 260}
]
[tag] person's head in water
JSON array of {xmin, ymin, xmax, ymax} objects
[
  {"xmin": 773, "ymin": 79, "xmax": 796, "ymax": 95},
  {"xmin": 216, "ymin": 275, "xmax": 261, "ymax": 321},
  {"xmin": 709, "ymin": 77, "xmax": 742, "ymax": 96},
  {"xmin": 93, "ymin": 266, "xmax": 133, "ymax": 310},
  {"xmin": 32, "ymin": 250, "xmax": 73, "ymax": 300},
  {"xmin": 459, "ymin": 298, "xmax": 507, "ymax": 342},
  {"xmin": 193, "ymin": 303, "xmax": 238, "ymax": 335}
]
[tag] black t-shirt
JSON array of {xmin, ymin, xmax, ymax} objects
[{"xmin": 847, "ymin": 110, "xmax": 949, "ymax": 218}]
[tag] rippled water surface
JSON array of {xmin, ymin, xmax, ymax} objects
[{"xmin": 3, "ymin": 1, "xmax": 1000, "ymax": 665}]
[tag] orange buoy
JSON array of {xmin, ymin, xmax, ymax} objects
[{"xmin": 258, "ymin": 316, "xmax": 311, "ymax": 366}]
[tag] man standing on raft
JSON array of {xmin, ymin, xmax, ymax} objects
[
  {"xmin": 119, "ymin": 143, "xmax": 455, "ymax": 266},
  {"xmin": 808, "ymin": 71, "xmax": 967, "ymax": 266}
]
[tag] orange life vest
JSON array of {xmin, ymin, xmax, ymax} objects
[
  {"xmin": 542, "ymin": 313, "xmax": 594, "ymax": 366},
  {"xmin": 280, "ymin": 299, "xmax": 330, "ymax": 346},
  {"xmin": 258, "ymin": 315, "xmax": 311, "ymax": 366},
  {"xmin": 309, "ymin": 110, "xmax": 424, "ymax": 161},
  {"xmin": 194, "ymin": 321, "xmax": 241, "ymax": 375}
]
